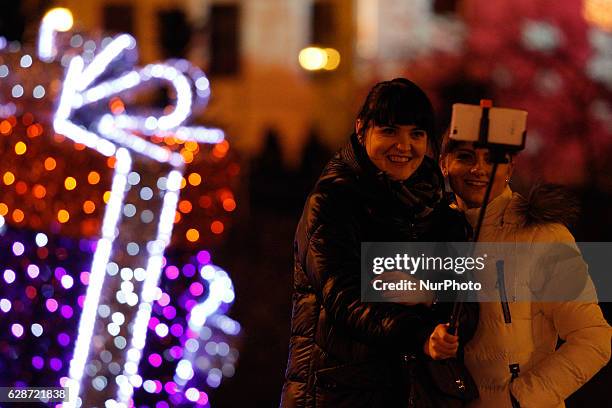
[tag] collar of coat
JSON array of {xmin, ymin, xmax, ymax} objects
[
  {"xmin": 333, "ymin": 133, "xmax": 444, "ymax": 219},
  {"xmin": 461, "ymin": 184, "xmax": 579, "ymax": 229}
]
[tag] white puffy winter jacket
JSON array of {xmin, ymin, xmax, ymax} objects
[{"xmin": 462, "ymin": 186, "xmax": 611, "ymax": 408}]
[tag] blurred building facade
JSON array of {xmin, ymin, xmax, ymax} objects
[
  {"xmin": 61, "ymin": 0, "xmax": 349, "ymax": 166},
  {"xmin": 59, "ymin": 0, "xmax": 465, "ymax": 166}
]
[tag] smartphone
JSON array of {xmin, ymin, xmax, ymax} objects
[{"xmin": 450, "ymin": 103, "xmax": 528, "ymax": 150}]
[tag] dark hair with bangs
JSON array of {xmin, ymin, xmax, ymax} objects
[
  {"xmin": 440, "ymin": 128, "xmax": 462, "ymax": 157},
  {"xmin": 356, "ymin": 78, "xmax": 438, "ymax": 156}
]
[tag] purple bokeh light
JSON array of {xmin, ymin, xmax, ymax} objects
[
  {"xmin": 182, "ymin": 264, "xmax": 196, "ymax": 277},
  {"xmin": 164, "ymin": 382, "xmax": 178, "ymax": 395},
  {"xmin": 162, "ymin": 306, "xmax": 176, "ymax": 320},
  {"xmin": 49, "ymin": 357, "xmax": 62, "ymax": 371},
  {"xmin": 189, "ymin": 282, "xmax": 204, "ymax": 297},
  {"xmin": 53, "ymin": 267, "xmax": 67, "ymax": 280},
  {"xmin": 170, "ymin": 346, "xmax": 183, "ymax": 360},
  {"xmin": 165, "ymin": 265, "xmax": 179, "ymax": 280},
  {"xmin": 79, "ymin": 271, "xmax": 89, "ymax": 285},
  {"xmin": 46, "ymin": 298, "xmax": 58, "ymax": 312},
  {"xmin": 170, "ymin": 323, "xmax": 183, "ymax": 338},
  {"xmin": 32, "ymin": 356, "xmax": 44, "ymax": 370},
  {"xmin": 149, "ymin": 353, "xmax": 163, "ymax": 367},
  {"xmin": 196, "ymin": 250, "xmax": 211, "ymax": 265},
  {"xmin": 60, "ymin": 305, "xmax": 73, "ymax": 318},
  {"xmin": 57, "ymin": 332, "xmax": 70, "ymax": 347}
]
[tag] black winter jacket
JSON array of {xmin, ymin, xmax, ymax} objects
[{"xmin": 280, "ymin": 135, "xmax": 475, "ymax": 408}]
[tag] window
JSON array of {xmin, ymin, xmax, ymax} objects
[
  {"xmin": 311, "ymin": 1, "xmax": 336, "ymax": 46},
  {"xmin": 0, "ymin": 2, "xmax": 25, "ymax": 41},
  {"xmin": 433, "ymin": 0, "xmax": 459, "ymax": 15},
  {"xmin": 157, "ymin": 9, "xmax": 191, "ymax": 59},
  {"xmin": 209, "ymin": 4, "xmax": 240, "ymax": 76},
  {"xmin": 103, "ymin": 4, "xmax": 135, "ymax": 35}
]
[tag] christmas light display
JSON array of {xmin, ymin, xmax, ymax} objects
[
  {"xmin": 0, "ymin": 222, "xmax": 240, "ymax": 407},
  {"xmin": 0, "ymin": 8, "xmax": 240, "ymax": 408}
]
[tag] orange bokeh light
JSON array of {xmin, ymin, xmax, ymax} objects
[
  {"xmin": 188, "ymin": 173, "xmax": 202, "ymax": 186},
  {"xmin": 186, "ymin": 228, "xmax": 200, "ymax": 242},
  {"xmin": 213, "ymin": 140, "xmax": 229, "ymax": 158},
  {"xmin": 185, "ymin": 141, "xmax": 198, "ymax": 152},
  {"xmin": 83, "ymin": 200, "xmax": 96, "ymax": 214},
  {"xmin": 223, "ymin": 198, "xmax": 236, "ymax": 212},
  {"xmin": 57, "ymin": 209, "xmax": 70, "ymax": 223},
  {"xmin": 3, "ymin": 171, "xmax": 15, "ymax": 185},
  {"xmin": 27, "ymin": 124, "xmax": 43, "ymax": 138},
  {"xmin": 88, "ymin": 171, "xmax": 101, "ymax": 185},
  {"xmin": 164, "ymin": 136, "xmax": 176, "ymax": 146},
  {"xmin": 32, "ymin": 184, "xmax": 46, "ymax": 199},
  {"xmin": 12, "ymin": 209, "xmax": 25, "ymax": 223},
  {"xmin": 211, "ymin": 220, "xmax": 224, "ymax": 234},
  {"xmin": 0, "ymin": 120, "xmax": 12, "ymax": 135},
  {"xmin": 178, "ymin": 200, "xmax": 193, "ymax": 214},
  {"xmin": 0, "ymin": 202, "xmax": 8, "ymax": 216},
  {"xmin": 44, "ymin": 157, "xmax": 57, "ymax": 171},
  {"xmin": 109, "ymin": 97, "xmax": 125, "ymax": 114},
  {"xmin": 181, "ymin": 149, "xmax": 194, "ymax": 164},
  {"xmin": 15, "ymin": 181, "xmax": 28, "ymax": 195}
]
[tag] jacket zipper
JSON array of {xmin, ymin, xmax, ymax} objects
[
  {"xmin": 496, "ymin": 260, "xmax": 512, "ymax": 323},
  {"xmin": 509, "ymin": 363, "xmax": 521, "ymax": 407},
  {"xmin": 496, "ymin": 261, "xmax": 521, "ymax": 407}
]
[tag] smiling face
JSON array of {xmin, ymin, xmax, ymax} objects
[
  {"xmin": 442, "ymin": 142, "xmax": 514, "ymax": 209},
  {"xmin": 359, "ymin": 122, "xmax": 428, "ymax": 181}
]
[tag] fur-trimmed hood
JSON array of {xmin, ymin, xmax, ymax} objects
[
  {"xmin": 513, "ymin": 183, "xmax": 580, "ymax": 227},
  {"xmin": 463, "ymin": 184, "xmax": 580, "ymax": 230}
]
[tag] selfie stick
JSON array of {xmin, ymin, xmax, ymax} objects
[{"xmin": 447, "ymin": 100, "xmax": 511, "ymax": 335}]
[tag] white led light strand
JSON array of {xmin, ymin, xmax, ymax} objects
[
  {"xmin": 38, "ymin": 8, "xmax": 74, "ymax": 62},
  {"xmin": 173, "ymin": 265, "xmax": 240, "ymax": 388},
  {"xmin": 48, "ymin": 29, "xmax": 227, "ymax": 408},
  {"xmin": 64, "ymin": 148, "xmax": 132, "ymax": 408},
  {"xmin": 118, "ymin": 169, "xmax": 184, "ymax": 404}
]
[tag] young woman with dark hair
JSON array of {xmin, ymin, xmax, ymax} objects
[{"xmin": 280, "ymin": 78, "xmax": 478, "ymax": 407}]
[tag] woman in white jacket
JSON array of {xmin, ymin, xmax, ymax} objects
[{"xmin": 440, "ymin": 138, "xmax": 611, "ymax": 408}]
